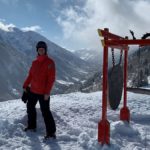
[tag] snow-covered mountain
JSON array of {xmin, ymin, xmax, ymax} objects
[
  {"xmin": 0, "ymin": 27, "xmax": 92, "ymax": 101},
  {"xmin": 79, "ymin": 46, "xmax": 150, "ymax": 93},
  {"xmin": 73, "ymin": 48, "xmax": 102, "ymax": 71},
  {"xmin": 0, "ymin": 91, "xmax": 149, "ymax": 149},
  {"xmin": 0, "ymin": 41, "xmax": 29, "ymax": 101},
  {"xmin": 128, "ymin": 46, "xmax": 150, "ymax": 87}
]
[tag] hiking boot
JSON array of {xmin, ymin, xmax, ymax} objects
[
  {"xmin": 24, "ymin": 127, "xmax": 36, "ymax": 132},
  {"xmin": 44, "ymin": 133, "xmax": 56, "ymax": 140}
]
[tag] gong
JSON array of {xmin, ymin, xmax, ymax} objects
[{"xmin": 108, "ymin": 64, "xmax": 123, "ymax": 110}]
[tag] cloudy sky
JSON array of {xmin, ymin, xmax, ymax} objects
[{"xmin": 0, "ymin": 0, "xmax": 150, "ymax": 51}]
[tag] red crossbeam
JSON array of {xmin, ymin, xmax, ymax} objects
[
  {"xmin": 98, "ymin": 29, "xmax": 124, "ymax": 40},
  {"xmin": 101, "ymin": 40, "xmax": 128, "ymax": 49},
  {"xmin": 105, "ymin": 39, "xmax": 150, "ymax": 46},
  {"xmin": 97, "ymin": 28, "xmax": 150, "ymax": 145}
]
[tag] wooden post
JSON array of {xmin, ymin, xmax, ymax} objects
[
  {"xmin": 120, "ymin": 41, "xmax": 130, "ymax": 122},
  {"xmin": 98, "ymin": 28, "xmax": 110, "ymax": 145}
]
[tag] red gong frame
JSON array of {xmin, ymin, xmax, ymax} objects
[{"xmin": 97, "ymin": 28, "xmax": 150, "ymax": 145}]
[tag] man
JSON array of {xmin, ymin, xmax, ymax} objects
[{"xmin": 23, "ymin": 41, "xmax": 56, "ymax": 139}]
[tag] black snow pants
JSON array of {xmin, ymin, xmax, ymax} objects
[{"xmin": 27, "ymin": 92, "xmax": 56, "ymax": 135}]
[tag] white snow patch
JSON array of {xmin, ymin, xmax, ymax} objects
[
  {"xmin": 56, "ymin": 80, "xmax": 74, "ymax": 85},
  {"xmin": 148, "ymin": 76, "xmax": 150, "ymax": 84},
  {"xmin": 127, "ymin": 80, "xmax": 132, "ymax": 87},
  {"xmin": 72, "ymin": 77, "xmax": 80, "ymax": 81},
  {"xmin": 11, "ymin": 88, "xmax": 19, "ymax": 96}
]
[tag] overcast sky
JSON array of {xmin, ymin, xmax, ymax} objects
[{"xmin": 0, "ymin": 0, "xmax": 150, "ymax": 51}]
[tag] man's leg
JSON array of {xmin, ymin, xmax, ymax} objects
[
  {"xmin": 26, "ymin": 92, "xmax": 38, "ymax": 129},
  {"xmin": 39, "ymin": 95, "xmax": 56, "ymax": 136}
]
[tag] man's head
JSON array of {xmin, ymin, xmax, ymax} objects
[{"xmin": 36, "ymin": 41, "xmax": 47, "ymax": 55}]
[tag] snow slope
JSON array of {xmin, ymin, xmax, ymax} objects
[{"xmin": 0, "ymin": 91, "xmax": 150, "ymax": 150}]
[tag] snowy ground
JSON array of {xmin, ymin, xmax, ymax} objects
[{"xmin": 0, "ymin": 91, "xmax": 150, "ymax": 150}]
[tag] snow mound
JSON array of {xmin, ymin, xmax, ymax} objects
[{"xmin": 0, "ymin": 91, "xmax": 150, "ymax": 149}]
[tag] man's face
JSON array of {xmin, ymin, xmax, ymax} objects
[{"xmin": 38, "ymin": 48, "xmax": 45, "ymax": 55}]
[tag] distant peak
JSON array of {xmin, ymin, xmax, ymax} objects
[
  {"xmin": 0, "ymin": 22, "xmax": 16, "ymax": 32},
  {"xmin": 21, "ymin": 25, "xmax": 41, "ymax": 32}
]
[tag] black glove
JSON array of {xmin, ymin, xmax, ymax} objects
[{"xmin": 21, "ymin": 87, "xmax": 30, "ymax": 103}]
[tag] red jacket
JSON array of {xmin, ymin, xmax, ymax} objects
[{"xmin": 23, "ymin": 55, "xmax": 55, "ymax": 95}]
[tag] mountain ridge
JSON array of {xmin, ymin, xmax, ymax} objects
[{"xmin": 0, "ymin": 27, "xmax": 92, "ymax": 101}]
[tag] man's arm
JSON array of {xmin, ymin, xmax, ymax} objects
[
  {"xmin": 23, "ymin": 64, "xmax": 33, "ymax": 89},
  {"xmin": 45, "ymin": 61, "xmax": 56, "ymax": 95}
]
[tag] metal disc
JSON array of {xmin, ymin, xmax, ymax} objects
[{"xmin": 108, "ymin": 64, "xmax": 123, "ymax": 110}]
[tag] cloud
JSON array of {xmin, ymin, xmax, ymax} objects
[
  {"xmin": 21, "ymin": 25, "xmax": 42, "ymax": 32},
  {"xmin": 134, "ymin": 0, "xmax": 150, "ymax": 23},
  {"xmin": 56, "ymin": 0, "xmax": 150, "ymax": 50},
  {"xmin": 0, "ymin": 21, "xmax": 16, "ymax": 32},
  {"xmin": 0, "ymin": 21, "xmax": 42, "ymax": 33}
]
